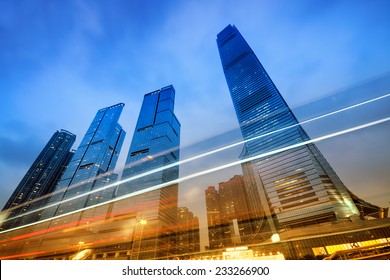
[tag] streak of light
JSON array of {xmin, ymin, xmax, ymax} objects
[
  {"xmin": 0, "ymin": 195, "xmax": 178, "ymax": 243},
  {"xmin": 1, "ymin": 115, "xmax": 388, "ymax": 235},
  {"xmin": 0, "ymin": 250, "xmax": 51, "ymax": 260},
  {"xmin": 1, "ymin": 93, "xmax": 388, "ymax": 224}
]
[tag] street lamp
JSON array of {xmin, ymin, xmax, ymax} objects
[
  {"xmin": 130, "ymin": 218, "xmax": 147, "ymax": 260},
  {"xmin": 271, "ymin": 233, "xmax": 280, "ymax": 243},
  {"xmin": 139, "ymin": 218, "xmax": 147, "ymax": 226},
  {"xmin": 77, "ymin": 241, "xmax": 85, "ymax": 252},
  {"xmin": 137, "ymin": 218, "xmax": 147, "ymax": 259}
]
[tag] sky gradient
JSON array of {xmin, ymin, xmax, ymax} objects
[{"xmin": 1, "ymin": 0, "xmax": 389, "ymax": 214}]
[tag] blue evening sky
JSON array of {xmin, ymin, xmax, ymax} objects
[{"xmin": 1, "ymin": 0, "xmax": 389, "ymax": 211}]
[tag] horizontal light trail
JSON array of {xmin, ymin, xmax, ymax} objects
[
  {"xmin": 1, "ymin": 115, "xmax": 388, "ymax": 235},
  {"xmin": 1, "ymin": 93, "xmax": 389, "ymax": 227},
  {"xmin": 3, "ymin": 92, "xmax": 389, "ymax": 223},
  {"xmin": 0, "ymin": 195, "xmax": 178, "ymax": 244}
]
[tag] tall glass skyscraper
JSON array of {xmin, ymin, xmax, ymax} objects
[
  {"xmin": 118, "ymin": 85, "xmax": 180, "ymax": 196},
  {"xmin": 1, "ymin": 129, "xmax": 75, "ymax": 230},
  {"xmin": 41, "ymin": 103, "xmax": 126, "ymax": 220},
  {"xmin": 115, "ymin": 85, "xmax": 180, "ymax": 260},
  {"xmin": 217, "ymin": 24, "xmax": 360, "ymax": 230}
]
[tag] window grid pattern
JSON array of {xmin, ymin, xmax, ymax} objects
[{"xmin": 217, "ymin": 25, "xmax": 359, "ymax": 228}]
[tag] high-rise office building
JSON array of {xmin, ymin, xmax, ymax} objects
[
  {"xmin": 118, "ymin": 85, "xmax": 180, "ymax": 196},
  {"xmin": 41, "ymin": 103, "xmax": 126, "ymax": 220},
  {"xmin": 218, "ymin": 175, "xmax": 254, "ymax": 241},
  {"xmin": 114, "ymin": 85, "xmax": 181, "ymax": 259},
  {"xmin": 205, "ymin": 186, "xmax": 225, "ymax": 249},
  {"xmin": 176, "ymin": 207, "xmax": 200, "ymax": 255},
  {"xmin": 217, "ymin": 24, "xmax": 360, "ymax": 230},
  {"xmin": 205, "ymin": 175, "xmax": 255, "ymax": 249},
  {"xmin": 1, "ymin": 130, "xmax": 75, "ymax": 230}
]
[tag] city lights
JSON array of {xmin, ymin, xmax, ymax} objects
[{"xmin": 0, "ymin": 17, "xmax": 389, "ymax": 263}]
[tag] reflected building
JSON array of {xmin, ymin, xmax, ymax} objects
[
  {"xmin": 216, "ymin": 24, "xmax": 362, "ymax": 231},
  {"xmin": 40, "ymin": 103, "xmax": 126, "ymax": 221},
  {"xmin": 1, "ymin": 130, "xmax": 75, "ymax": 230}
]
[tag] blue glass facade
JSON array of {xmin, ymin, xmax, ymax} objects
[
  {"xmin": 217, "ymin": 25, "xmax": 359, "ymax": 228},
  {"xmin": 41, "ymin": 103, "xmax": 126, "ymax": 219},
  {"xmin": 118, "ymin": 85, "xmax": 180, "ymax": 195},
  {"xmin": 112, "ymin": 85, "xmax": 180, "ymax": 259},
  {"xmin": 1, "ymin": 130, "xmax": 75, "ymax": 230}
]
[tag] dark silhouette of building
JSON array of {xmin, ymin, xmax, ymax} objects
[{"xmin": 1, "ymin": 130, "xmax": 75, "ymax": 230}]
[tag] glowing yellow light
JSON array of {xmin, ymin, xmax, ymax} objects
[
  {"xmin": 2, "ymin": 115, "xmax": 388, "ymax": 235},
  {"xmin": 71, "ymin": 249, "xmax": 92, "ymax": 260},
  {"xmin": 0, "ymin": 211, "xmax": 10, "ymax": 226},
  {"xmin": 271, "ymin": 233, "xmax": 280, "ymax": 243},
  {"xmin": 236, "ymin": 246, "xmax": 248, "ymax": 251},
  {"xmin": 226, "ymin": 246, "xmax": 248, "ymax": 252}
]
